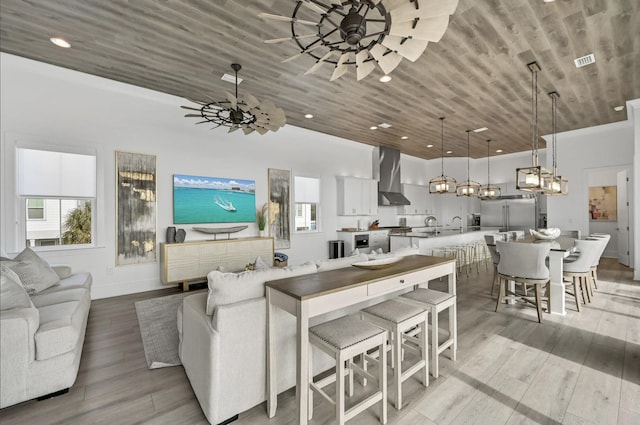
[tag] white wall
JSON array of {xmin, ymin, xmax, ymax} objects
[{"xmin": 631, "ymin": 99, "xmax": 640, "ymax": 279}]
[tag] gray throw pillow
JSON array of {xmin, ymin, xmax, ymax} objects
[
  {"xmin": 8, "ymin": 247, "xmax": 60, "ymax": 294},
  {"xmin": 0, "ymin": 264, "xmax": 33, "ymax": 310}
]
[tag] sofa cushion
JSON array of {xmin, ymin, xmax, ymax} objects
[
  {"xmin": 1, "ymin": 264, "xmax": 33, "ymax": 311},
  {"xmin": 37, "ymin": 272, "xmax": 92, "ymax": 295},
  {"xmin": 206, "ymin": 261, "xmax": 317, "ymax": 315},
  {"xmin": 5, "ymin": 247, "xmax": 60, "ymax": 294},
  {"xmin": 35, "ymin": 295, "xmax": 90, "ymax": 360},
  {"xmin": 31, "ymin": 288, "xmax": 88, "ymax": 308},
  {"xmin": 315, "ymin": 253, "xmax": 369, "ymax": 272}
]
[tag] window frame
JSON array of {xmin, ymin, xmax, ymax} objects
[
  {"xmin": 26, "ymin": 198, "xmax": 46, "ymax": 220},
  {"xmin": 293, "ymin": 175, "xmax": 321, "ymax": 234}
]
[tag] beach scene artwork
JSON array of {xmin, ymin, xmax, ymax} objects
[{"xmin": 173, "ymin": 174, "xmax": 256, "ymax": 224}]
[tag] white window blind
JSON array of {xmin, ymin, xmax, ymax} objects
[
  {"xmin": 17, "ymin": 148, "xmax": 96, "ymax": 197},
  {"xmin": 294, "ymin": 176, "xmax": 320, "ymax": 203}
]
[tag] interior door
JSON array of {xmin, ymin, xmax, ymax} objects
[{"xmin": 617, "ymin": 170, "xmax": 630, "ymax": 266}]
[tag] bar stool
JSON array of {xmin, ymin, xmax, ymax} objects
[
  {"xmin": 484, "ymin": 234, "xmax": 501, "ymax": 296},
  {"xmin": 309, "ymin": 315, "xmax": 388, "ymax": 425},
  {"xmin": 361, "ymin": 299, "xmax": 429, "ymax": 409},
  {"xmin": 399, "ymin": 288, "xmax": 457, "ymax": 379}
]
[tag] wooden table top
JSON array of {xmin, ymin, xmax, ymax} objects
[
  {"xmin": 487, "ymin": 235, "xmax": 576, "ymax": 252},
  {"xmin": 265, "ymin": 255, "xmax": 454, "ymax": 301}
]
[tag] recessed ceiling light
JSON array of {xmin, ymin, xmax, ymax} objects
[
  {"xmin": 496, "ymin": 149, "xmax": 503, "ymax": 153},
  {"xmin": 401, "ymin": 136, "xmax": 408, "ymax": 140},
  {"xmin": 370, "ymin": 126, "xmax": 378, "ymax": 130},
  {"xmin": 472, "ymin": 127, "xmax": 488, "ymax": 133},
  {"xmin": 427, "ymin": 144, "xmax": 434, "ymax": 148},
  {"xmin": 378, "ymin": 123, "xmax": 392, "ymax": 128},
  {"xmin": 304, "ymin": 113, "xmax": 314, "ymax": 118},
  {"xmin": 379, "ymin": 75, "xmax": 392, "ymax": 83},
  {"xmin": 446, "ymin": 150, "xmax": 453, "ymax": 154},
  {"xmin": 543, "ymin": 0, "xmax": 555, "ymax": 3},
  {"xmin": 613, "ymin": 105, "xmax": 625, "ymax": 112},
  {"xmin": 50, "ymin": 37, "xmax": 71, "ymax": 48},
  {"xmin": 221, "ymin": 73, "xmax": 243, "ymax": 84}
]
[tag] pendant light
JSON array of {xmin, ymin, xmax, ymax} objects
[
  {"xmin": 429, "ymin": 117, "xmax": 457, "ymax": 194},
  {"xmin": 516, "ymin": 61, "xmax": 553, "ymax": 193},
  {"xmin": 548, "ymin": 91, "xmax": 568, "ymax": 195},
  {"xmin": 479, "ymin": 139, "xmax": 501, "ymax": 199},
  {"xmin": 456, "ymin": 130, "xmax": 481, "ymax": 197}
]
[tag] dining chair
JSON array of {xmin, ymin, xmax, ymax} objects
[
  {"xmin": 484, "ymin": 234, "xmax": 501, "ymax": 296},
  {"xmin": 587, "ymin": 234, "xmax": 610, "ymax": 291},
  {"xmin": 495, "ymin": 241, "xmax": 551, "ymax": 323},
  {"xmin": 563, "ymin": 239, "xmax": 602, "ymax": 310},
  {"xmin": 560, "ymin": 230, "xmax": 581, "ymax": 238}
]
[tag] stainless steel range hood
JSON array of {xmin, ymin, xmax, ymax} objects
[{"xmin": 372, "ymin": 146, "xmax": 411, "ymax": 206}]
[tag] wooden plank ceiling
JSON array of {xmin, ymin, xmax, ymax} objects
[{"xmin": 0, "ymin": 0, "xmax": 638, "ymax": 159}]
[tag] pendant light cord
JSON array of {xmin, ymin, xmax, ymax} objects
[
  {"xmin": 551, "ymin": 92, "xmax": 557, "ymax": 175},
  {"xmin": 440, "ymin": 117, "xmax": 445, "ymax": 176},
  {"xmin": 531, "ymin": 65, "xmax": 539, "ymax": 167},
  {"xmin": 466, "ymin": 130, "xmax": 471, "ymax": 180},
  {"xmin": 486, "ymin": 139, "xmax": 491, "ymax": 185}
]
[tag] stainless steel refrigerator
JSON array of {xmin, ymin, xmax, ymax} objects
[{"xmin": 480, "ymin": 195, "xmax": 537, "ymax": 231}]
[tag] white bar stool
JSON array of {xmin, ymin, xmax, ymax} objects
[
  {"xmin": 361, "ymin": 299, "xmax": 429, "ymax": 409},
  {"xmin": 309, "ymin": 315, "xmax": 388, "ymax": 425},
  {"xmin": 399, "ymin": 288, "xmax": 457, "ymax": 379}
]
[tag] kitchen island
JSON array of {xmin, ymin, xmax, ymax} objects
[{"xmin": 390, "ymin": 229, "xmax": 499, "ymax": 255}]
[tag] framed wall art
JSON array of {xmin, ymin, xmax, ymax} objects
[
  {"xmin": 116, "ymin": 151, "xmax": 157, "ymax": 265},
  {"xmin": 268, "ymin": 168, "xmax": 291, "ymax": 249},
  {"xmin": 588, "ymin": 185, "xmax": 617, "ymax": 221},
  {"xmin": 173, "ymin": 174, "xmax": 256, "ymax": 224}
]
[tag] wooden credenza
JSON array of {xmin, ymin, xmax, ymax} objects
[{"xmin": 160, "ymin": 237, "xmax": 274, "ymax": 291}]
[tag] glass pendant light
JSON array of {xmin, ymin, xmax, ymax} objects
[
  {"xmin": 547, "ymin": 91, "xmax": 568, "ymax": 195},
  {"xmin": 456, "ymin": 130, "xmax": 481, "ymax": 197},
  {"xmin": 429, "ymin": 117, "xmax": 457, "ymax": 194},
  {"xmin": 516, "ymin": 61, "xmax": 553, "ymax": 193},
  {"xmin": 479, "ymin": 139, "xmax": 501, "ymax": 199}
]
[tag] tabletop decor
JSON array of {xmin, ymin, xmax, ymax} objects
[
  {"xmin": 352, "ymin": 256, "xmax": 402, "ymax": 270},
  {"xmin": 529, "ymin": 227, "xmax": 561, "ymax": 240}
]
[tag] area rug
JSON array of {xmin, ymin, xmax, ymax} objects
[{"xmin": 135, "ymin": 290, "xmax": 205, "ymax": 369}]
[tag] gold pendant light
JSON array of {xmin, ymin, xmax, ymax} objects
[
  {"xmin": 456, "ymin": 130, "xmax": 481, "ymax": 197},
  {"xmin": 429, "ymin": 117, "xmax": 457, "ymax": 194},
  {"xmin": 479, "ymin": 139, "xmax": 501, "ymax": 199},
  {"xmin": 516, "ymin": 62, "xmax": 553, "ymax": 193}
]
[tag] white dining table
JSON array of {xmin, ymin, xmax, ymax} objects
[{"xmin": 264, "ymin": 255, "xmax": 456, "ymax": 425}]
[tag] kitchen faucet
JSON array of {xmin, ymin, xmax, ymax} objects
[
  {"xmin": 452, "ymin": 216, "xmax": 463, "ymax": 233},
  {"xmin": 425, "ymin": 215, "xmax": 438, "ymax": 233}
]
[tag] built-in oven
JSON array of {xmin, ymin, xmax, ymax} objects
[{"xmin": 354, "ymin": 234, "xmax": 369, "ymax": 249}]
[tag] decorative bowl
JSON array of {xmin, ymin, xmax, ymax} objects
[
  {"xmin": 352, "ymin": 257, "xmax": 403, "ymax": 270},
  {"xmin": 529, "ymin": 228, "xmax": 561, "ymax": 240}
]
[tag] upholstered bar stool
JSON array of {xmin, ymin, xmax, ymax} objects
[
  {"xmin": 361, "ymin": 299, "xmax": 429, "ymax": 409},
  {"xmin": 495, "ymin": 241, "xmax": 551, "ymax": 323},
  {"xmin": 484, "ymin": 234, "xmax": 501, "ymax": 296},
  {"xmin": 308, "ymin": 315, "xmax": 388, "ymax": 425},
  {"xmin": 399, "ymin": 289, "xmax": 457, "ymax": 379},
  {"xmin": 563, "ymin": 239, "xmax": 602, "ymax": 309}
]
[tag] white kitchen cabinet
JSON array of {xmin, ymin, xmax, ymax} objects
[
  {"xmin": 337, "ymin": 176, "xmax": 378, "ymax": 216},
  {"xmin": 401, "ymin": 183, "xmax": 432, "ymax": 215}
]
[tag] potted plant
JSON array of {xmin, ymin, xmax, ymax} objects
[{"xmin": 256, "ymin": 203, "xmax": 268, "ymax": 237}]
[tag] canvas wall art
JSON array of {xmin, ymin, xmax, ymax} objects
[
  {"xmin": 116, "ymin": 151, "xmax": 157, "ymax": 265},
  {"xmin": 268, "ymin": 168, "xmax": 291, "ymax": 249},
  {"xmin": 173, "ymin": 174, "xmax": 256, "ymax": 224},
  {"xmin": 589, "ymin": 185, "xmax": 617, "ymax": 221}
]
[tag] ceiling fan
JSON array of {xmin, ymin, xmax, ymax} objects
[
  {"xmin": 259, "ymin": 0, "xmax": 459, "ymax": 81},
  {"xmin": 181, "ymin": 63, "xmax": 286, "ymax": 135}
]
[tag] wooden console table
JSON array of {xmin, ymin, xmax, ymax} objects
[
  {"xmin": 159, "ymin": 237, "xmax": 274, "ymax": 291},
  {"xmin": 265, "ymin": 254, "xmax": 456, "ymax": 424}
]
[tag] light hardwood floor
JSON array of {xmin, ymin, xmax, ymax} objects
[{"xmin": 1, "ymin": 258, "xmax": 638, "ymax": 425}]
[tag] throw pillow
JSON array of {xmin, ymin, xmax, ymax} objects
[
  {"xmin": 206, "ymin": 261, "xmax": 317, "ymax": 315},
  {"xmin": 0, "ymin": 264, "xmax": 33, "ymax": 311},
  {"xmin": 8, "ymin": 247, "xmax": 60, "ymax": 294},
  {"xmin": 254, "ymin": 256, "xmax": 271, "ymax": 271},
  {"xmin": 0, "ymin": 247, "xmax": 11, "ymax": 260}
]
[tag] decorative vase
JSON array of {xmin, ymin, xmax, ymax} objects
[
  {"xmin": 175, "ymin": 228, "xmax": 186, "ymax": 243},
  {"xmin": 259, "ymin": 230, "xmax": 265, "ymax": 238},
  {"xmin": 166, "ymin": 226, "xmax": 176, "ymax": 243}
]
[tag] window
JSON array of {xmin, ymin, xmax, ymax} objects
[
  {"xmin": 294, "ymin": 176, "xmax": 320, "ymax": 232},
  {"xmin": 26, "ymin": 198, "xmax": 45, "ymax": 220},
  {"xmin": 17, "ymin": 147, "xmax": 96, "ymax": 248}
]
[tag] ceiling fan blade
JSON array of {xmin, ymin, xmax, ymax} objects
[
  {"xmin": 389, "ymin": 0, "xmax": 458, "ymax": 22},
  {"xmin": 368, "ymin": 44, "xmax": 403, "ymax": 74},
  {"xmin": 382, "ymin": 0, "xmax": 406, "ymax": 11},
  {"xmin": 300, "ymin": 0, "xmax": 327, "ymax": 15},
  {"xmin": 258, "ymin": 13, "xmax": 319, "ymax": 26},
  {"xmin": 181, "ymin": 105, "xmax": 204, "ymax": 112},
  {"xmin": 242, "ymin": 126, "xmax": 255, "ymax": 135},
  {"xmin": 281, "ymin": 44, "xmax": 322, "ymax": 63},
  {"xmin": 243, "ymin": 93, "xmax": 260, "ymax": 109},
  {"xmin": 264, "ymin": 34, "xmax": 317, "ymax": 44},
  {"xmin": 381, "ymin": 35, "xmax": 428, "ymax": 62},
  {"xmin": 228, "ymin": 125, "xmax": 240, "ymax": 133},
  {"xmin": 330, "ymin": 52, "xmax": 350, "ymax": 81},
  {"xmin": 224, "ymin": 91, "xmax": 237, "ymax": 109},
  {"xmin": 389, "ymin": 15, "xmax": 451, "ymax": 42},
  {"xmin": 184, "ymin": 113, "xmax": 204, "ymax": 118},
  {"xmin": 355, "ymin": 50, "xmax": 376, "ymax": 80},
  {"xmin": 305, "ymin": 51, "xmax": 334, "ymax": 75}
]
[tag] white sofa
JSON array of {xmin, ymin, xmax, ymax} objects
[
  {"xmin": 178, "ymin": 249, "xmax": 419, "ymax": 424},
  {"xmin": 0, "ymin": 263, "xmax": 92, "ymax": 408}
]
